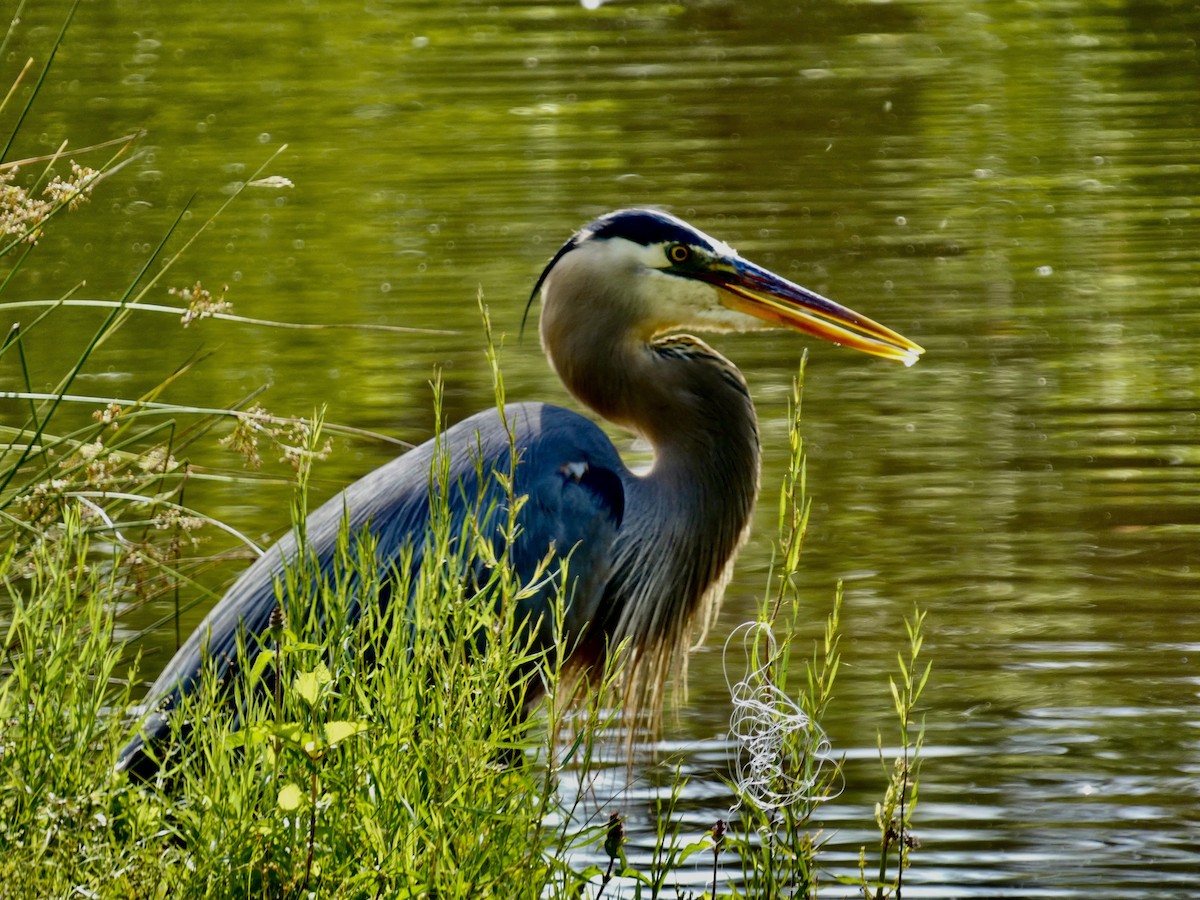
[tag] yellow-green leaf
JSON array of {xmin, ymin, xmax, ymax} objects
[
  {"xmin": 324, "ymin": 720, "xmax": 370, "ymax": 747},
  {"xmin": 277, "ymin": 782, "xmax": 305, "ymax": 811},
  {"xmin": 293, "ymin": 662, "xmax": 332, "ymax": 707}
]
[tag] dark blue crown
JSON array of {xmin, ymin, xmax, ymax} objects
[{"xmin": 584, "ymin": 208, "xmax": 716, "ymax": 251}]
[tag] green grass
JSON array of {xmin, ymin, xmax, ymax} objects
[{"xmin": 0, "ymin": 10, "xmax": 929, "ymax": 897}]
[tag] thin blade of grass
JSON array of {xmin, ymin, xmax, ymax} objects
[{"xmin": 0, "ymin": 0, "xmax": 81, "ymax": 161}]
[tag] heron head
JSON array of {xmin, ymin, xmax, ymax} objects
[{"xmin": 525, "ymin": 208, "xmax": 923, "ymax": 366}]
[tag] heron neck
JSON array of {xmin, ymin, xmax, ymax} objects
[
  {"xmin": 548, "ymin": 320, "xmax": 762, "ymax": 591},
  {"xmin": 549, "ymin": 322, "xmax": 760, "ymax": 480}
]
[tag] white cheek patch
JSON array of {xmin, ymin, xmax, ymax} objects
[{"xmin": 642, "ymin": 267, "xmax": 766, "ymax": 333}]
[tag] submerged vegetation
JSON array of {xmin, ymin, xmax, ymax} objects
[{"xmin": 1, "ymin": 11, "xmax": 927, "ymax": 898}]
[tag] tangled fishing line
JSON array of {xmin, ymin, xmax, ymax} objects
[{"xmin": 723, "ymin": 621, "xmax": 841, "ymax": 812}]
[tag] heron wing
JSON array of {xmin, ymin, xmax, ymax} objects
[{"xmin": 116, "ymin": 401, "xmax": 625, "ymax": 775}]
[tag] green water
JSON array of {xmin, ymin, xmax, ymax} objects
[{"xmin": 4, "ymin": 0, "xmax": 1199, "ymax": 894}]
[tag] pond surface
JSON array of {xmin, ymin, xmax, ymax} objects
[{"xmin": 4, "ymin": 0, "xmax": 1199, "ymax": 895}]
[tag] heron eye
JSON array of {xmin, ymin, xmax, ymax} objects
[{"xmin": 667, "ymin": 244, "xmax": 691, "ymax": 264}]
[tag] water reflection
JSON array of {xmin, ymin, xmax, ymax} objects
[{"xmin": 5, "ymin": 0, "xmax": 1200, "ymax": 894}]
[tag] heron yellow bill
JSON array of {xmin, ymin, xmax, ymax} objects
[{"xmin": 710, "ymin": 258, "xmax": 925, "ymax": 367}]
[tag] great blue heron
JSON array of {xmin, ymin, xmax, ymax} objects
[{"xmin": 116, "ymin": 208, "xmax": 922, "ymax": 777}]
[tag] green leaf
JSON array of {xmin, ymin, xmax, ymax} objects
[
  {"xmin": 676, "ymin": 834, "xmax": 714, "ymax": 864},
  {"xmin": 246, "ymin": 648, "xmax": 276, "ymax": 690},
  {"xmin": 277, "ymin": 782, "xmax": 305, "ymax": 811},
  {"xmin": 917, "ymin": 660, "xmax": 933, "ymax": 698},
  {"xmin": 324, "ymin": 720, "xmax": 370, "ymax": 747},
  {"xmin": 281, "ymin": 641, "xmax": 321, "ymax": 653},
  {"xmin": 293, "ymin": 662, "xmax": 333, "ymax": 707},
  {"xmin": 623, "ymin": 868, "xmax": 654, "ymax": 886},
  {"xmin": 259, "ymin": 721, "xmax": 303, "ymax": 747}
]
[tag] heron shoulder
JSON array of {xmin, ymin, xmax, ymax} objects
[{"xmin": 497, "ymin": 402, "xmax": 626, "ymax": 529}]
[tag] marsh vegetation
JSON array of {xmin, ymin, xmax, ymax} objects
[{"xmin": 0, "ymin": 20, "xmax": 928, "ymax": 899}]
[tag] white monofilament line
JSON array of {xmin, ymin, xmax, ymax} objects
[{"xmin": 724, "ymin": 622, "xmax": 841, "ymax": 813}]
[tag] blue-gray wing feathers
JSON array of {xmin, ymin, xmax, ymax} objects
[{"xmin": 116, "ymin": 401, "xmax": 625, "ymax": 775}]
